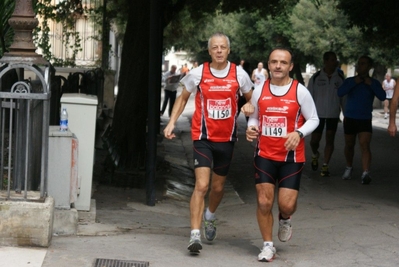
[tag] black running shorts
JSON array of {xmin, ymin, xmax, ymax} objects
[
  {"xmin": 193, "ymin": 140, "xmax": 235, "ymax": 176},
  {"xmin": 343, "ymin": 117, "xmax": 372, "ymax": 134},
  {"xmin": 313, "ymin": 118, "xmax": 339, "ymax": 133},
  {"xmin": 254, "ymin": 156, "xmax": 304, "ymax": 190}
]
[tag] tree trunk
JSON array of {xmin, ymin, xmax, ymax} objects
[{"xmin": 112, "ymin": 1, "xmax": 150, "ymax": 171}]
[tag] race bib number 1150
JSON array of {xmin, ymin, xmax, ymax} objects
[{"xmin": 207, "ymin": 98, "xmax": 232, "ymax": 120}]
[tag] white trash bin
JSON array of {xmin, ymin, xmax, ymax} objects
[{"xmin": 60, "ymin": 93, "xmax": 98, "ymax": 211}]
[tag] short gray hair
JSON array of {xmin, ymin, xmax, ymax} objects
[{"xmin": 208, "ymin": 32, "xmax": 230, "ymax": 49}]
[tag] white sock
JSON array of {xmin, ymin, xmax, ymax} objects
[
  {"xmin": 191, "ymin": 229, "xmax": 200, "ymax": 236},
  {"xmin": 204, "ymin": 207, "xmax": 216, "ymax": 221},
  {"xmin": 346, "ymin": 166, "xmax": 352, "ymax": 170},
  {"xmin": 263, "ymin": 241, "xmax": 273, "ymax": 247}
]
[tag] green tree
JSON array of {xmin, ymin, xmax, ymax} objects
[
  {"xmin": 33, "ymin": 0, "xmax": 89, "ymax": 67},
  {"xmin": 292, "ymin": 0, "xmax": 399, "ymax": 66},
  {"xmin": 337, "ymin": 0, "xmax": 399, "ymax": 51},
  {"xmin": 291, "ymin": 0, "xmax": 398, "ymax": 80},
  {"xmin": 290, "ymin": 0, "xmax": 364, "ymax": 67}
]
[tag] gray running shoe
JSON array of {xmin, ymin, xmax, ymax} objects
[
  {"xmin": 203, "ymin": 215, "xmax": 217, "ymax": 241},
  {"xmin": 342, "ymin": 167, "xmax": 352, "ymax": 180},
  {"xmin": 187, "ymin": 232, "xmax": 202, "ymax": 253},
  {"xmin": 258, "ymin": 244, "xmax": 276, "ymax": 262},
  {"xmin": 278, "ymin": 217, "xmax": 292, "ymax": 242},
  {"xmin": 361, "ymin": 172, "xmax": 372, "ymax": 185}
]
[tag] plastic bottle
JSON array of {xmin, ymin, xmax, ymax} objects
[{"xmin": 60, "ymin": 108, "xmax": 68, "ymax": 132}]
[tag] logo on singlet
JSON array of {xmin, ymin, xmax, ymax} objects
[
  {"xmin": 223, "ymin": 79, "xmax": 237, "ymax": 83},
  {"xmin": 262, "ymin": 96, "xmax": 272, "ymax": 100},
  {"xmin": 209, "ymin": 84, "xmax": 232, "ymax": 91},
  {"xmin": 266, "ymin": 106, "xmax": 289, "ymax": 113}
]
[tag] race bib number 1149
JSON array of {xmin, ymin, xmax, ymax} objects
[{"xmin": 262, "ymin": 116, "xmax": 287, "ymax": 137}]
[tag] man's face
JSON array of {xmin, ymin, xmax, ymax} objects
[
  {"xmin": 268, "ymin": 50, "xmax": 293, "ymax": 80},
  {"xmin": 356, "ymin": 58, "xmax": 371, "ymax": 76},
  {"xmin": 325, "ymin": 56, "xmax": 338, "ymax": 70},
  {"xmin": 386, "ymin": 74, "xmax": 391, "ymax": 81},
  {"xmin": 208, "ymin": 36, "xmax": 230, "ymax": 64}
]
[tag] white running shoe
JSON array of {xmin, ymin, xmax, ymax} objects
[
  {"xmin": 258, "ymin": 244, "xmax": 276, "ymax": 262},
  {"xmin": 187, "ymin": 232, "xmax": 202, "ymax": 253},
  {"xmin": 342, "ymin": 167, "xmax": 352, "ymax": 180},
  {"xmin": 278, "ymin": 217, "xmax": 292, "ymax": 242}
]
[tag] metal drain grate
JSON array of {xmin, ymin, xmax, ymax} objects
[{"xmin": 94, "ymin": 258, "xmax": 149, "ymax": 267}]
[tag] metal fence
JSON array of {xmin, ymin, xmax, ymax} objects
[
  {"xmin": 49, "ymin": 68, "xmax": 104, "ymax": 126},
  {"xmin": 0, "ymin": 62, "xmax": 52, "ymax": 202}
]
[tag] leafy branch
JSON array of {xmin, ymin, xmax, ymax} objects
[{"xmin": 33, "ymin": 0, "xmax": 92, "ymax": 67}]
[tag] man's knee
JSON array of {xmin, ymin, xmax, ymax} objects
[
  {"xmin": 194, "ymin": 176, "xmax": 210, "ymax": 196},
  {"xmin": 278, "ymin": 203, "xmax": 296, "ymax": 216},
  {"xmin": 210, "ymin": 184, "xmax": 224, "ymax": 195},
  {"xmin": 257, "ymin": 197, "xmax": 273, "ymax": 215},
  {"xmin": 194, "ymin": 183, "xmax": 209, "ymax": 196},
  {"xmin": 358, "ymin": 134, "xmax": 372, "ymax": 150},
  {"xmin": 359, "ymin": 141, "xmax": 371, "ymax": 153}
]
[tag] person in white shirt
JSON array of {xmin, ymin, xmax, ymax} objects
[
  {"xmin": 382, "ymin": 73, "xmax": 396, "ymax": 119},
  {"xmin": 160, "ymin": 65, "xmax": 180, "ymax": 117},
  {"xmin": 307, "ymin": 51, "xmax": 345, "ymax": 177},
  {"xmin": 251, "ymin": 62, "xmax": 269, "ymax": 88}
]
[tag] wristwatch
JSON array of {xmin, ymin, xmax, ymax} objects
[{"xmin": 295, "ymin": 130, "xmax": 304, "ymax": 138}]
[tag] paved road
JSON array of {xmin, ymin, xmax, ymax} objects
[
  {"xmin": 43, "ymin": 92, "xmax": 399, "ymax": 266},
  {"xmin": 3, "ymin": 88, "xmax": 399, "ymax": 266}
]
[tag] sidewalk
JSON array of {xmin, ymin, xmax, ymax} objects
[
  {"xmin": 2, "ymin": 100, "xmax": 399, "ymax": 266},
  {"xmin": 43, "ymin": 106, "xmax": 399, "ymax": 266},
  {"xmin": 371, "ymin": 108, "xmax": 399, "ymax": 130}
]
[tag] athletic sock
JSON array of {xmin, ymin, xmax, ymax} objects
[
  {"xmin": 279, "ymin": 213, "xmax": 290, "ymax": 221},
  {"xmin": 204, "ymin": 207, "xmax": 216, "ymax": 221},
  {"xmin": 263, "ymin": 241, "xmax": 273, "ymax": 247},
  {"xmin": 191, "ymin": 229, "xmax": 200, "ymax": 235}
]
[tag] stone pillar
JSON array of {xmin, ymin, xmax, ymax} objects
[{"xmin": 1, "ymin": 0, "xmax": 46, "ymax": 64}]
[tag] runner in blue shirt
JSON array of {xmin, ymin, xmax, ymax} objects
[{"xmin": 338, "ymin": 55, "xmax": 386, "ymax": 184}]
